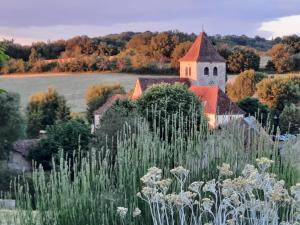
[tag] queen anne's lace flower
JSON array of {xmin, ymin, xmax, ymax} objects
[
  {"xmin": 217, "ymin": 163, "xmax": 233, "ymax": 176},
  {"xmin": 188, "ymin": 181, "xmax": 204, "ymax": 193},
  {"xmin": 116, "ymin": 207, "xmax": 128, "ymax": 218},
  {"xmin": 170, "ymin": 166, "xmax": 189, "ymax": 177},
  {"xmin": 133, "ymin": 208, "xmax": 141, "ymax": 217},
  {"xmin": 256, "ymin": 157, "xmax": 274, "ymax": 172}
]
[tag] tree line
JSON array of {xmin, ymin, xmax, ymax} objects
[{"xmin": 2, "ymin": 31, "xmax": 299, "ymax": 75}]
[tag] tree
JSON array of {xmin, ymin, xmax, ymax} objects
[
  {"xmin": 28, "ymin": 48, "xmax": 40, "ymax": 65},
  {"xmin": 27, "ymin": 88, "xmax": 71, "ymax": 137},
  {"xmin": 256, "ymin": 75, "xmax": 300, "ymax": 111},
  {"xmin": 269, "ymin": 44, "xmax": 294, "ymax": 73},
  {"xmin": 85, "ymin": 83, "xmax": 125, "ymax": 123},
  {"xmin": 279, "ymin": 104, "xmax": 300, "ymax": 134},
  {"xmin": 29, "ymin": 119, "xmax": 91, "ymax": 170},
  {"xmin": 237, "ymin": 97, "xmax": 270, "ymax": 126},
  {"xmin": 228, "ymin": 47, "xmax": 260, "ymax": 73},
  {"xmin": 0, "ymin": 91, "xmax": 24, "ymax": 159},
  {"xmin": 171, "ymin": 41, "xmax": 193, "ymax": 69},
  {"xmin": 137, "ymin": 83, "xmax": 205, "ymax": 129},
  {"xmin": 227, "ymin": 69, "xmax": 267, "ymax": 101},
  {"xmin": 0, "ymin": 44, "xmax": 9, "ymax": 66},
  {"xmin": 95, "ymin": 99, "xmax": 138, "ymax": 159}
]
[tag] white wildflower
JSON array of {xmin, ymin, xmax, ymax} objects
[
  {"xmin": 203, "ymin": 179, "xmax": 216, "ymax": 194},
  {"xmin": 133, "ymin": 208, "xmax": 141, "ymax": 217},
  {"xmin": 170, "ymin": 166, "xmax": 189, "ymax": 177},
  {"xmin": 202, "ymin": 198, "xmax": 214, "ymax": 211},
  {"xmin": 217, "ymin": 163, "xmax": 233, "ymax": 176},
  {"xmin": 188, "ymin": 181, "xmax": 204, "ymax": 193},
  {"xmin": 256, "ymin": 157, "xmax": 274, "ymax": 172},
  {"xmin": 140, "ymin": 167, "xmax": 162, "ymax": 186},
  {"xmin": 117, "ymin": 207, "xmax": 128, "ymax": 219},
  {"xmin": 156, "ymin": 179, "xmax": 172, "ymax": 191}
]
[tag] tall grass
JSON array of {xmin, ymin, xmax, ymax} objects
[{"xmin": 8, "ymin": 114, "xmax": 300, "ymax": 225}]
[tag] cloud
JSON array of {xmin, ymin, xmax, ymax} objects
[{"xmin": 258, "ymin": 14, "xmax": 300, "ymax": 39}]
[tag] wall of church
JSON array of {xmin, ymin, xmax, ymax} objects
[
  {"xmin": 179, "ymin": 61, "xmax": 198, "ymax": 82},
  {"xmin": 196, "ymin": 62, "xmax": 226, "ymax": 91}
]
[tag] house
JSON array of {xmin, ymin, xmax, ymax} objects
[
  {"xmin": 93, "ymin": 94, "xmax": 128, "ymax": 131},
  {"xmin": 130, "ymin": 32, "xmax": 244, "ymax": 128},
  {"xmin": 189, "ymin": 86, "xmax": 244, "ymax": 128},
  {"xmin": 8, "ymin": 139, "xmax": 38, "ymax": 172}
]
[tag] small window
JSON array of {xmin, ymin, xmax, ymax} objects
[
  {"xmin": 213, "ymin": 67, "xmax": 218, "ymax": 76},
  {"xmin": 185, "ymin": 67, "xmax": 188, "ymax": 76},
  {"xmin": 188, "ymin": 67, "xmax": 192, "ymax": 76},
  {"xmin": 204, "ymin": 67, "xmax": 209, "ymax": 76}
]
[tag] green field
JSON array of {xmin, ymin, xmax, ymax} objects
[{"xmin": 0, "ymin": 72, "xmax": 239, "ymax": 112}]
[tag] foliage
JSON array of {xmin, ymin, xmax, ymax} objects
[
  {"xmin": 136, "ymin": 160, "xmax": 300, "ymax": 225},
  {"xmin": 269, "ymin": 44, "xmax": 295, "ymax": 73},
  {"xmin": 0, "ymin": 44, "xmax": 9, "ymax": 66},
  {"xmin": 171, "ymin": 41, "xmax": 193, "ymax": 69},
  {"xmin": 227, "ymin": 47, "xmax": 260, "ymax": 73},
  {"xmin": 279, "ymin": 104, "xmax": 300, "ymax": 134},
  {"xmin": 29, "ymin": 119, "xmax": 91, "ymax": 170},
  {"xmin": 95, "ymin": 99, "xmax": 138, "ymax": 156},
  {"xmin": 85, "ymin": 83, "xmax": 125, "ymax": 123},
  {"xmin": 27, "ymin": 88, "xmax": 71, "ymax": 138},
  {"xmin": 10, "ymin": 113, "xmax": 298, "ymax": 225},
  {"xmin": 0, "ymin": 91, "xmax": 24, "ymax": 160},
  {"xmin": 237, "ymin": 97, "xmax": 271, "ymax": 126},
  {"xmin": 256, "ymin": 75, "xmax": 300, "ymax": 111},
  {"xmin": 1, "ymin": 58, "xmax": 26, "ymax": 74},
  {"xmin": 227, "ymin": 70, "xmax": 266, "ymax": 101},
  {"xmin": 137, "ymin": 83, "xmax": 205, "ymax": 129}
]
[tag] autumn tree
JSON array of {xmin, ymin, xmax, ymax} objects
[
  {"xmin": 228, "ymin": 47, "xmax": 260, "ymax": 73},
  {"xmin": 269, "ymin": 44, "xmax": 294, "ymax": 73},
  {"xmin": 85, "ymin": 83, "xmax": 125, "ymax": 123},
  {"xmin": 227, "ymin": 69, "xmax": 266, "ymax": 101},
  {"xmin": 279, "ymin": 104, "xmax": 300, "ymax": 134},
  {"xmin": 256, "ymin": 75, "xmax": 300, "ymax": 111},
  {"xmin": 27, "ymin": 88, "xmax": 71, "ymax": 137},
  {"xmin": 171, "ymin": 41, "xmax": 193, "ymax": 69}
]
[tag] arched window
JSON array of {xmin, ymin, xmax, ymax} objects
[
  {"xmin": 204, "ymin": 67, "xmax": 209, "ymax": 76},
  {"xmin": 213, "ymin": 67, "xmax": 218, "ymax": 76},
  {"xmin": 185, "ymin": 67, "xmax": 188, "ymax": 76},
  {"xmin": 188, "ymin": 67, "xmax": 192, "ymax": 76}
]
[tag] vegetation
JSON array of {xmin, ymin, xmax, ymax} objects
[
  {"xmin": 137, "ymin": 83, "xmax": 205, "ymax": 129},
  {"xmin": 279, "ymin": 104, "xmax": 300, "ymax": 134},
  {"xmin": 85, "ymin": 83, "xmax": 125, "ymax": 122},
  {"xmin": 5, "ymin": 112, "xmax": 298, "ymax": 225},
  {"xmin": 237, "ymin": 97, "xmax": 270, "ymax": 126},
  {"xmin": 0, "ymin": 91, "xmax": 24, "ymax": 159},
  {"xmin": 29, "ymin": 119, "xmax": 91, "ymax": 170},
  {"xmin": 256, "ymin": 75, "xmax": 300, "ymax": 111},
  {"xmin": 26, "ymin": 88, "xmax": 71, "ymax": 138},
  {"xmin": 227, "ymin": 69, "xmax": 266, "ymax": 102}
]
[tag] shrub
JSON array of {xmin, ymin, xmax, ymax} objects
[
  {"xmin": 1, "ymin": 58, "xmax": 27, "ymax": 74},
  {"xmin": 27, "ymin": 88, "xmax": 71, "ymax": 138},
  {"xmin": 0, "ymin": 91, "xmax": 24, "ymax": 159},
  {"xmin": 29, "ymin": 119, "xmax": 91, "ymax": 170},
  {"xmin": 279, "ymin": 104, "xmax": 300, "ymax": 134},
  {"xmin": 137, "ymin": 83, "xmax": 205, "ymax": 130},
  {"xmin": 85, "ymin": 83, "xmax": 125, "ymax": 123},
  {"xmin": 226, "ymin": 69, "xmax": 266, "ymax": 102}
]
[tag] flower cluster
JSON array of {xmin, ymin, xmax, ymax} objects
[{"xmin": 135, "ymin": 158, "xmax": 300, "ymax": 225}]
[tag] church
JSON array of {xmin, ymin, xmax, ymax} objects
[
  {"xmin": 94, "ymin": 32, "xmax": 245, "ymax": 129},
  {"xmin": 131, "ymin": 32, "xmax": 245, "ymax": 128}
]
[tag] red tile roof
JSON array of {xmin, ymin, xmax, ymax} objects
[
  {"xmin": 189, "ymin": 86, "xmax": 245, "ymax": 115},
  {"xmin": 94, "ymin": 94, "xmax": 128, "ymax": 116},
  {"xmin": 138, "ymin": 77, "xmax": 191, "ymax": 92},
  {"xmin": 180, "ymin": 32, "xmax": 225, "ymax": 63}
]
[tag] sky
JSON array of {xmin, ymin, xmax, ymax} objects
[{"xmin": 1, "ymin": 0, "xmax": 300, "ymax": 45}]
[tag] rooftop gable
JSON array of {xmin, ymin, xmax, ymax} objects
[{"xmin": 180, "ymin": 32, "xmax": 225, "ymax": 63}]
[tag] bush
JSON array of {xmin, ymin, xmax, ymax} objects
[
  {"xmin": 1, "ymin": 58, "xmax": 27, "ymax": 74},
  {"xmin": 29, "ymin": 119, "xmax": 91, "ymax": 170},
  {"xmin": 137, "ymin": 83, "xmax": 205, "ymax": 130},
  {"xmin": 27, "ymin": 88, "xmax": 71, "ymax": 138},
  {"xmin": 85, "ymin": 83, "xmax": 125, "ymax": 123},
  {"xmin": 237, "ymin": 97, "xmax": 270, "ymax": 126},
  {"xmin": 279, "ymin": 104, "xmax": 300, "ymax": 134},
  {"xmin": 227, "ymin": 69, "xmax": 266, "ymax": 102},
  {"xmin": 0, "ymin": 91, "xmax": 24, "ymax": 159}
]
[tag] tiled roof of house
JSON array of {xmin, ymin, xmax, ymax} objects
[
  {"xmin": 138, "ymin": 77, "xmax": 191, "ymax": 92},
  {"xmin": 189, "ymin": 86, "xmax": 245, "ymax": 115},
  {"xmin": 179, "ymin": 32, "xmax": 225, "ymax": 63},
  {"xmin": 93, "ymin": 94, "xmax": 128, "ymax": 116},
  {"xmin": 12, "ymin": 139, "xmax": 39, "ymax": 157}
]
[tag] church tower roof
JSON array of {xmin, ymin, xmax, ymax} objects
[{"xmin": 179, "ymin": 32, "xmax": 225, "ymax": 63}]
